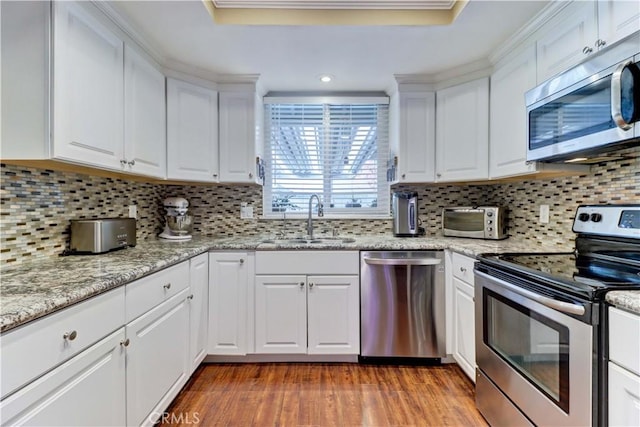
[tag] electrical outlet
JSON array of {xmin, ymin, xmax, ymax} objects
[
  {"xmin": 539, "ymin": 204, "xmax": 550, "ymax": 224},
  {"xmin": 240, "ymin": 203, "xmax": 253, "ymax": 219},
  {"xmin": 128, "ymin": 205, "xmax": 137, "ymax": 219}
]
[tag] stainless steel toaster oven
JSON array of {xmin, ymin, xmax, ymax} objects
[
  {"xmin": 442, "ymin": 207, "xmax": 507, "ymax": 240},
  {"xmin": 70, "ymin": 218, "xmax": 136, "ymax": 254}
]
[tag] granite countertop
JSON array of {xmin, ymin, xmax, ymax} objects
[
  {"xmin": 0, "ymin": 234, "xmax": 568, "ymax": 333},
  {"xmin": 606, "ymin": 291, "xmax": 640, "ymax": 315}
]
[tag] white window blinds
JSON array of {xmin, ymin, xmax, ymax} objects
[{"xmin": 264, "ymin": 97, "xmax": 390, "ymax": 217}]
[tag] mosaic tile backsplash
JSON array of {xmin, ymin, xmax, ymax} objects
[{"xmin": 1, "ymin": 146, "xmax": 638, "ymax": 265}]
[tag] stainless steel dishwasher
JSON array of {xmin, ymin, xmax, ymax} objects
[{"xmin": 360, "ymin": 251, "xmax": 446, "ymax": 359}]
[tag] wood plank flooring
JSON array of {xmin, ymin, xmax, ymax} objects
[{"xmin": 160, "ymin": 362, "xmax": 488, "ymax": 426}]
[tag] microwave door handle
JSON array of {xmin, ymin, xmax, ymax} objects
[
  {"xmin": 611, "ymin": 60, "xmax": 634, "ymax": 131},
  {"xmin": 476, "ymin": 271, "xmax": 586, "ymax": 316}
]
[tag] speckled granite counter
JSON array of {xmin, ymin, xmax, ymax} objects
[
  {"xmin": 606, "ymin": 291, "xmax": 640, "ymax": 315},
  {"xmin": 0, "ymin": 234, "xmax": 567, "ymax": 333}
]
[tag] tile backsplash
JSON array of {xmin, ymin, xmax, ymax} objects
[{"xmin": 1, "ymin": 146, "xmax": 638, "ymax": 265}]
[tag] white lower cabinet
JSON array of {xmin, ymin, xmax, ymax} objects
[
  {"xmin": 126, "ymin": 289, "xmax": 190, "ymax": 427},
  {"xmin": 0, "ymin": 328, "xmax": 126, "ymax": 427},
  {"xmin": 446, "ymin": 251, "xmax": 476, "ymax": 381},
  {"xmin": 189, "ymin": 253, "xmax": 209, "ymax": 373},
  {"xmin": 208, "ymin": 252, "xmax": 251, "ymax": 355},
  {"xmin": 608, "ymin": 306, "xmax": 640, "ymax": 426},
  {"xmin": 254, "ymin": 251, "xmax": 360, "ymax": 356}
]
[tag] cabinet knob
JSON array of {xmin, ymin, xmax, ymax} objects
[
  {"xmin": 299, "ymin": 282, "xmax": 305, "ymax": 288},
  {"xmin": 460, "ymin": 267, "xmax": 467, "ymax": 273},
  {"xmin": 163, "ymin": 283, "xmax": 171, "ymax": 290},
  {"xmin": 120, "ymin": 338, "xmax": 130, "ymax": 347},
  {"xmin": 213, "ymin": 174, "xmax": 218, "ymax": 178},
  {"xmin": 401, "ymin": 174, "xmax": 406, "ymax": 179},
  {"xmin": 239, "ymin": 259, "xmax": 245, "ymax": 265},
  {"xmin": 128, "ymin": 160, "xmax": 135, "ymax": 166},
  {"xmin": 436, "ymin": 173, "xmax": 442, "ymax": 178},
  {"xmin": 582, "ymin": 46, "xmax": 593, "ymax": 55},
  {"xmin": 63, "ymin": 330, "xmax": 77, "ymax": 341},
  {"xmin": 595, "ymin": 39, "xmax": 606, "ymax": 48},
  {"xmin": 187, "ymin": 294, "xmax": 194, "ymax": 300},
  {"xmin": 309, "ymin": 282, "xmax": 314, "ymax": 288},
  {"xmin": 120, "ymin": 159, "xmax": 127, "ymax": 166},
  {"xmin": 249, "ymin": 173, "xmax": 253, "ymax": 179}
]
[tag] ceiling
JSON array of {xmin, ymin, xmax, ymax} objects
[{"xmin": 109, "ymin": 0, "xmax": 549, "ymax": 92}]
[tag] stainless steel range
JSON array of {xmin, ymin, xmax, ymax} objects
[{"xmin": 474, "ymin": 204, "xmax": 640, "ymax": 427}]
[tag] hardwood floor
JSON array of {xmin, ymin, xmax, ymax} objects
[{"xmin": 160, "ymin": 362, "xmax": 488, "ymax": 426}]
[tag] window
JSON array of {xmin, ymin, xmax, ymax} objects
[{"xmin": 263, "ymin": 96, "xmax": 390, "ymax": 218}]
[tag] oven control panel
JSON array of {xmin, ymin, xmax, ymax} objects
[{"xmin": 573, "ymin": 205, "xmax": 640, "ymax": 238}]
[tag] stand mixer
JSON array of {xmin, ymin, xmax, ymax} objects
[{"xmin": 159, "ymin": 197, "xmax": 193, "ymax": 240}]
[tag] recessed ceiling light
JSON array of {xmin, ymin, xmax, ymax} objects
[{"xmin": 319, "ymin": 75, "xmax": 333, "ymax": 83}]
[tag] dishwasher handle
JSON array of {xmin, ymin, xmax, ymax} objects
[{"xmin": 363, "ymin": 257, "xmax": 442, "ymax": 266}]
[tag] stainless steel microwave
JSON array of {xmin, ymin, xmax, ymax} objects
[
  {"xmin": 526, "ymin": 32, "xmax": 640, "ymax": 163},
  {"xmin": 442, "ymin": 207, "xmax": 507, "ymax": 240}
]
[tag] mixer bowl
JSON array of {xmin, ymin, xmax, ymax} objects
[{"xmin": 166, "ymin": 215, "xmax": 193, "ymax": 235}]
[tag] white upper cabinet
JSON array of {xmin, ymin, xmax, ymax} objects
[
  {"xmin": 536, "ymin": 0, "xmax": 639, "ymax": 84},
  {"xmin": 52, "ymin": 1, "xmax": 125, "ymax": 170},
  {"xmin": 124, "ymin": 46, "xmax": 166, "ymax": 179},
  {"xmin": 489, "ymin": 46, "xmax": 538, "ymax": 178},
  {"xmin": 393, "ymin": 90, "xmax": 436, "ymax": 183},
  {"xmin": 166, "ymin": 78, "xmax": 219, "ymax": 182},
  {"xmin": 597, "ymin": 1, "xmax": 640, "ymax": 48},
  {"xmin": 218, "ymin": 89, "xmax": 264, "ymax": 184},
  {"xmin": 435, "ymin": 78, "xmax": 489, "ymax": 182}
]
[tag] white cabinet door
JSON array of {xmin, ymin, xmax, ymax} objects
[
  {"xmin": 0, "ymin": 329, "xmax": 126, "ymax": 427},
  {"xmin": 608, "ymin": 362, "xmax": 640, "ymax": 427},
  {"xmin": 597, "ymin": 0, "xmax": 640, "ymax": 51},
  {"xmin": 489, "ymin": 46, "xmax": 538, "ymax": 179},
  {"xmin": 535, "ymin": 1, "xmax": 598, "ymax": 83},
  {"xmin": 166, "ymin": 78, "xmax": 218, "ymax": 182},
  {"xmin": 52, "ymin": 1, "xmax": 124, "ymax": 170},
  {"xmin": 396, "ymin": 91, "xmax": 436, "ymax": 183},
  {"xmin": 126, "ymin": 290, "xmax": 190, "ymax": 427},
  {"xmin": 254, "ymin": 275, "xmax": 308, "ymax": 354},
  {"xmin": 436, "ymin": 78, "xmax": 489, "ymax": 182},
  {"xmin": 453, "ymin": 276, "xmax": 475, "ymax": 381},
  {"xmin": 189, "ymin": 253, "xmax": 209, "ymax": 373},
  {"xmin": 208, "ymin": 252, "xmax": 248, "ymax": 355},
  {"xmin": 219, "ymin": 91, "xmax": 259, "ymax": 183},
  {"xmin": 307, "ymin": 275, "xmax": 360, "ymax": 355},
  {"xmin": 124, "ymin": 45, "xmax": 166, "ymax": 178}
]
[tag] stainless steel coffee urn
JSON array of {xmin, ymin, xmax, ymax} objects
[{"xmin": 392, "ymin": 191, "xmax": 420, "ymax": 237}]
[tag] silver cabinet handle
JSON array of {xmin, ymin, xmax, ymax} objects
[
  {"xmin": 213, "ymin": 173, "xmax": 218, "ymax": 178},
  {"xmin": 363, "ymin": 257, "xmax": 442, "ymax": 266},
  {"xmin": 299, "ymin": 282, "xmax": 305, "ymax": 288},
  {"xmin": 187, "ymin": 294, "xmax": 194, "ymax": 300},
  {"xmin": 163, "ymin": 283, "xmax": 171, "ymax": 290},
  {"xmin": 239, "ymin": 259, "xmax": 244, "ymax": 265},
  {"xmin": 611, "ymin": 60, "xmax": 636, "ymax": 131},
  {"xmin": 460, "ymin": 267, "xmax": 467, "ymax": 272},
  {"xmin": 595, "ymin": 39, "xmax": 606, "ymax": 48},
  {"xmin": 436, "ymin": 173, "xmax": 442, "ymax": 178},
  {"xmin": 401, "ymin": 174, "xmax": 406, "ymax": 179},
  {"xmin": 582, "ymin": 46, "xmax": 593, "ymax": 54},
  {"xmin": 128, "ymin": 160, "xmax": 135, "ymax": 166},
  {"xmin": 476, "ymin": 270, "xmax": 586, "ymax": 316},
  {"xmin": 120, "ymin": 159, "xmax": 127, "ymax": 166},
  {"xmin": 120, "ymin": 338, "xmax": 130, "ymax": 347},
  {"xmin": 309, "ymin": 282, "xmax": 314, "ymax": 288},
  {"xmin": 249, "ymin": 173, "xmax": 253, "ymax": 179},
  {"xmin": 63, "ymin": 330, "xmax": 77, "ymax": 341}
]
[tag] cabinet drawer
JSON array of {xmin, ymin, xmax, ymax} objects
[
  {"xmin": 0, "ymin": 287, "xmax": 125, "ymax": 399},
  {"xmin": 452, "ymin": 252, "xmax": 476, "ymax": 284},
  {"xmin": 609, "ymin": 307, "xmax": 640, "ymax": 376},
  {"xmin": 255, "ymin": 251, "xmax": 359, "ymax": 275},
  {"xmin": 125, "ymin": 261, "xmax": 189, "ymax": 323}
]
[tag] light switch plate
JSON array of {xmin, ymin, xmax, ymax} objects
[{"xmin": 540, "ymin": 204, "xmax": 550, "ymax": 224}]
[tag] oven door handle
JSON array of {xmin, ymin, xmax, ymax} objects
[{"xmin": 475, "ymin": 270, "xmax": 586, "ymax": 316}]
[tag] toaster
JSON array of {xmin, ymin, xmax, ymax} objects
[{"xmin": 70, "ymin": 218, "xmax": 136, "ymax": 254}]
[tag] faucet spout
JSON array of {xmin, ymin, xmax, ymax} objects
[{"xmin": 307, "ymin": 194, "xmax": 324, "ymax": 239}]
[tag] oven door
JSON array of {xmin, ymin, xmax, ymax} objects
[{"xmin": 475, "ymin": 270, "xmax": 593, "ymax": 427}]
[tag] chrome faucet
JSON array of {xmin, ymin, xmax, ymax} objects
[{"xmin": 307, "ymin": 194, "xmax": 324, "ymax": 239}]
